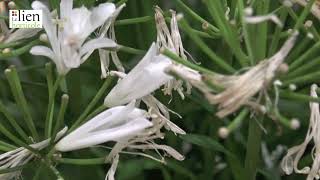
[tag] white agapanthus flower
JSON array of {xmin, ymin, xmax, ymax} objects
[
  {"xmin": 104, "ymin": 43, "xmax": 172, "ymax": 107},
  {"xmin": 55, "ymin": 101, "xmax": 152, "ymax": 152},
  {"xmin": 281, "ymin": 84, "xmax": 320, "ymax": 180},
  {"xmin": 107, "ymin": 70, "xmax": 186, "ymax": 135},
  {"xmin": 104, "ymin": 7, "xmax": 191, "ymax": 107},
  {"xmin": 0, "ymin": 127, "xmax": 67, "ymax": 180},
  {"xmin": 103, "ymin": 101, "xmax": 185, "ymax": 180},
  {"xmin": 30, "ymin": 0, "xmax": 117, "ymax": 75}
]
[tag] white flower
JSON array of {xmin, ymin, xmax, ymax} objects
[
  {"xmin": 30, "ymin": 0, "xmax": 117, "ymax": 75},
  {"xmin": 0, "ymin": 127, "xmax": 67, "ymax": 179},
  {"xmin": 281, "ymin": 84, "xmax": 320, "ymax": 180},
  {"xmin": 55, "ymin": 101, "xmax": 152, "ymax": 152},
  {"xmin": 104, "ymin": 43, "xmax": 172, "ymax": 107}
]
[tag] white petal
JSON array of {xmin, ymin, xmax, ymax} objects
[
  {"xmin": 32, "ymin": 1, "xmax": 59, "ymax": 55},
  {"xmin": 55, "ymin": 118, "xmax": 152, "ymax": 152},
  {"xmin": 5, "ymin": 28, "xmax": 41, "ymax": 43},
  {"xmin": 104, "ymin": 43, "xmax": 172, "ymax": 107},
  {"xmin": 80, "ymin": 38, "xmax": 117, "ymax": 57},
  {"xmin": 87, "ymin": 3, "xmax": 116, "ymax": 37},
  {"xmin": 60, "ymin": 0, "xmax": 73, "ymax": 19},
  {"xmin": 30, "ymin": 46, "xmax": 55, "ymax": 60}
]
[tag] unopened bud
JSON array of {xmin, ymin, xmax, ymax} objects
[
  {"xmin": 2, "ymin": 48, "xmax": 11, "ymax": 54},
  {"xmin": 8, "ymin": 1, "xmax": 16, "ymax": 9},
  {"xmin": 283, "ymin": 0, "xmax": 293, "ymax": 7},
  {"xmin": 218, "ymin": 127, "xmax": 229, "ymax": 139},
  {"xmin": 290, "ymin": 118, "xmax": 300, "ymax": 130},
  {"xmin": 289, "ymin": 84, "xmax": 297, "ymax": 91},
  {"xmin": 202, "ymin": 22, "xmax": 209, "ymax": 30},
  {"xmin": 274, "ymin": 79, "xmax": 283, "ymax": 86},
  {"xmin": 39, "ymin": 33, "xmax": 48, "ymax": 43},
  {"xmin": 304, "ymin": 20, "xmax": 313, "ymax": 28},
  {"xmin": 244, "ymin": 7, "xmax": 253, "ymax": 16}
]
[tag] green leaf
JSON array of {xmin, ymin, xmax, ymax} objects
[{"xmin": 180, "ymin": 134, "xmax": 235, "ymax": 157}]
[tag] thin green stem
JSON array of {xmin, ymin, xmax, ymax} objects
[
  {"xmin": 283, "ymin": 71, "xmax": 320, "ymax": 86},
  {"xmin": 244, "ymin": 116, "xmax": 263, "ymax": 180},
  {"xmin": 289, "ymin": 41, "xmax": 320, "ymax": 71},
  {"xmin": 161, "ymin": 48, "xmax": 217, "ymax": 76},
  {"xmin": 0, "ymin": 140, "xmax": 16, "ymax": 151},
  {"xmin": 56, "ymin": 157, "xmax": 106, "ymax": 165},
  {"xmin": 0, "ymin": 122, "xmax": 37, "ymax": 153},
  {"xmin": 286, "ymin": 36, "xmax": 312, "ymax": 64},
  {"xmin": 173, "ymin": 0, "xmax": 219, "ymax": 32},
  {"xmin": 237, "ymin": 0, "xmax": 254, "ymax": 63},
  {"xmin": 227, "ymin": 108, "xmax": 249, "ymax": 132},
  {"xmin": 118, "ymin": 45, "xmax": 146, "ymax": 55},
  {"xmin": 206, "ymin": 0, "xmax": 249, "ymax": 66},
  {"xmin": 5, "ymin": 67, "xmax": 39, "ymax": 141},
  {"xmin": 179, "ymin": 20, "xmax": 236, "ymax": 73},
  {"xmin": 0, "ymin": 40, "xmax": 40, "ymax": 59},
  {"xmin": 50, "ymin": 94, "xmax": 69, "ymax": 145},
  {"xmin": 293, "ymin": 0, "xmax": 316, "ymax": 31},
  {"xmin": 115, "ymin": 16, "xmax": 153, "ymax": 26},
  {"xmin": 45, "ymin": 75, "xmax": 63, "ymax": 138},
  {"xmin": 69, "ymin": 77, "xmax": 114, "ymax": 132},
  {"xmin": 0, "ymin": 100, "xmax": 31, "ymax": 143},
  {"xmin": 279, "ymin": 90, "xmax": 320, "ymax": 103}
]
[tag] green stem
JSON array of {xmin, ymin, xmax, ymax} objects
[
  {"xmin": 0, "ymin": 100, "xmax": 31, "ymax": 143},
  {"xmin": 244, "ymin": 116, "xmax": 263, "ymax": 180},
  {"xmin": 283, "ymin": 71, "xmax": 320, "ymax": 86},
  {"xmin": 293, "ymin": 0, "xmax": 316, "ymax": 31},
  {"xmin": 227, "ymin": 108, "xmax": 249, "ymax": 132},
  {"xmin": 5, "ymin": 67, "xmax": 39, "ymax": 141},
  {"xmin": 0, "ymin": 140, "xmax": 16, "ymax": 151},
  {"xmin": 69, "ymin": 77, "xmax": 114, "ymax": 132},
  {"xmin": 206, "ymin": 0, "xmax": 249, "ymax": 66},
  {"xmin": 179, "ymin": 20, "xmax": 236, "ymax": 73},
  {"xmin": 115, "ymin": 16, "xmax": 153, "ymax": 26},
  {"xmin": 161, "ymin": 48, "xmax": 217, "ymax": 76},
  {"xmin": 288, "ymin": 41, "xmax": 320, "ymax": 71},
  {"xmin": 45, "ymin": 75, "xmax": 63, "ymax": 138},
  {"xmin": 56, "ymin": 157, "xmax": 106, "ymax": 165},
  {"xmin": 173, "ymin": 0, "xmax": 219, "ymax": 32},
  {"xmin": 0, "ymin": 122, "xmax": 37, "ymax": 153},
  {"xmin": 279, "ymin": 90, "xmax": 320, "ymax": 103},
  {"xmin": 118, "ymin": 45, "xmax": 146, "ymax": 55},
  {"xmin": 0, "ymin": 40, "xmax": 40, "ymax": 59},
  {"xmin": 50, "ymin": 94, "xmax": 69, "ymax": 145}
]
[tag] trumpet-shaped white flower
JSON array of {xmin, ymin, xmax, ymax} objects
[
  {"xmin": 55, "ymin": 101, "xmax": 152, "ymax": 152},
  {"xmin": 281, "ymin": 84, "xmax": 320, "ymax": 180},
  {"xmin": 30, "ymin": 0, "xmax": 117, "ymax": 75},
  {"xmin": 104, "ymin": 43, "xmax": 172, "ymax": 107},
  {"xmin": 0, "ymin": 127, "xmax": 68, "ymax": 180}
]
